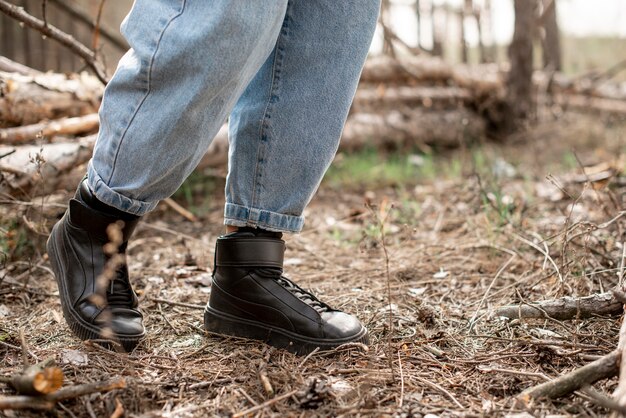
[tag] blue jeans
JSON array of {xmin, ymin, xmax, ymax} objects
[{"xmin": 87, "ymin": 0, "xmax": 380, "ymax": 232}]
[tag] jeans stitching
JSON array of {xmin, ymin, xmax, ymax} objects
[
  {"xmin": 106, "ymin": 0, "xmax": 186, "ymax": 185},
  {"xmin": 250, "ymin": 1, "xmax": 292, "ymax": 214}
]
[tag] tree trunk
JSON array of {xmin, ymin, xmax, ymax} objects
[
  {"xmin": 482, "ymin": 0, "xmax": 496, "ymax": 63},
  {"xmin": 415, "ymin": 0, "xmax": 421, "ymax": 50},
  {"xmin": 541, "ymin": 0, "xmax": 562, "ymax": 71},
  {"xmin": 459, "ymin": 9, "xmax": 468, "ymax": 64},
  {"xmin": 430, "ymin": 4, "xmax": 443, "ymax": 57},
  {"xmin": 507, "ymin": 0, "xmax": 536, "ymax": 124}
]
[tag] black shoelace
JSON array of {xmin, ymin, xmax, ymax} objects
[
  {"xmin": 106, "ymin": 264, "xmax": 135, "ymax": 308},
  {"xmin": 257, "ymin": 268, "xmax": 331, "ymax": 314}
]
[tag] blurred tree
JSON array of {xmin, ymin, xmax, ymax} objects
[
  {"xmin": 539, "ymin": 0, "xmax": 562, "ymax": 71},
  {"xmin": 507, "ymin": 0, "xmax": 536, "ymax": 123}
]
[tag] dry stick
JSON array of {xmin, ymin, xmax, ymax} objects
[
  {"xmin": 518, "ymin": 350, "xmax": 620, "ymax": 400},
  {"xmin": 0, "ymin": 114, "xmax": 100, "ymax": 144},
  {"xmin": 510, "ymin": 231, "xmax": 563, "ymax": 283},
  {"xmin": 91, "ymin": 0, "xmax": 107, "ymax": 60},
  {"xmin": 0, "ymin": 0, "xmax": 108, "ymax": 84},
  {"xmin": 581, "ymin": 386, "xmax": 626, "ymax": 416},
  {"xmin": 231, "ymin": 389, "xmax": 298, "ymax": 418},
  {"xmin": 258, "ymin": 350, "xmax": 274, "ymax": 397},
  {"xmin": 0, "ymin": 56, "xmax": 42, "ymax": 75},
  {"xmin": 46, "ymin": 0, "xmax": 126, "ymax": 51},
  {"xmin": 414, "ymin": 376, "xmax": 464, "ymax": 409},
  {"xmin": 371, "ymin": 201, "xmax": 396, "ymax": 380},
  {"xmin": 479, "ymin": 366, "xmax": 551, "ymax": 381},
  {"xmin": 610, "ymin": 246, "xmax": 626, "ymax": 413},
  {"xmin": 162, "ymin": 198, "xmax": 198, "ymax": 222},
  {"xmin": 0, "ymin": 340, "xmax": 38, "ymax": 361},
  {"xmin": 468, "ymin": 253, "xmax": 517, "ymax": 331},
  {"xmin": 495, "ymin": 291, "xmax": 623, "ymax": 320},
  {"xmin": 297, "ymin": 347, "xmax": 320, "ymax": 369},
  {"xmin": 0, "ymin": 377, "xmax": 126, "ymax": 411},
  {"xmin": 397, "ymin": 350, "xmax": 404, "ymax": 409}
]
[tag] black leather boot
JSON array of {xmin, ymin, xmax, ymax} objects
[
  {"xmin": 46, "ymin": 180, "xmax": 144, "ymax": 351},
  {"xmin": 204, "ymin": 228, "xmax": 368, "ymax": 354}
]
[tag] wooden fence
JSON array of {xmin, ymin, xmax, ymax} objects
[{"xmin": 0, "ymin": 0, "xmax": 130, "ymax": 74}]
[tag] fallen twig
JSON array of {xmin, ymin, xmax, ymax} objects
[
  {"xmin": 495, "ymin": 291, "xmax": 623, "ymax": 320},
  {"xmin": 231, "ymin": 389, "xmax": 298, "ymax": 418},
  {"xmin": 163, "ymin": 198, "xmax": 198, "ymax": 222},
  {"xmin": 0, "ymin": 377, "xmax": 126, "ymax": 411},
  {"xmin": 518, "ymin": 350, "xmax": 619, "ymax": 401}
]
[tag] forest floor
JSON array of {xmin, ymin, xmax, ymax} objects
[{"xmin": 1, "ymin": 112, "xmax": 625, "ymax": 417}]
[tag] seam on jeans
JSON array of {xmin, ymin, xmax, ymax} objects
[
  {"xmin": 251, "ymin": 1, "xmax": 292, "ymax": 211},
  {"xmin": 106, "ymin": 0, "xmax": 187, "ymax": 185}
]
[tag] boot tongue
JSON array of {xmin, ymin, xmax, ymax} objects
[{"xmin": 225, "ymin": 227, "xmax": 282, "ymax": 240}]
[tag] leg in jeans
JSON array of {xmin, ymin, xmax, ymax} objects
[
  {"xmin": 225, "ymin": 0, "xmax": 381, "ymax": 232},
  {"xmin": 205, "ymin": 0, "xmax": 380, "ymax": 353},
  {"xmin": 88, "ymin": 0, "xmax": 288, "ymax": 214},
  {"xmin": 48, "ymin": 0, "xmax": 289, "ymax": 351}
]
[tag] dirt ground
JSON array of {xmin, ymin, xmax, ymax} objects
[{"xmin": 1, "ymin": 113, "xmax": 625, "ymax": 417}]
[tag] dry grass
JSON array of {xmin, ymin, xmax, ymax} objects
[{"xmin": 0, "ymin": 113, "xmax": 625, "ymax": 417}]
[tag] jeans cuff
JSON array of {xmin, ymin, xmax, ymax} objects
[
  {"xmin": 224, "ymin": 202, "xmax": 304, "ymax": 233},
  {"xmin": 87, "ymin": 163, "xmax": 157, "ymax": 216}
]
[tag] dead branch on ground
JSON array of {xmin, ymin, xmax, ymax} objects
[
  {"xmin": 517, "ymin": 350, "xmax": 620, "ymax": 401},
  {"xmin": 0, "ymin": 377, "xmax": 126, "ymax": 411},
  {"xmin": 0, "ymin": 71, "xmax": 102, "ymax": 126},
  {"xmin": 0, "ymin": 113, "xmax": 99, "ymax": 144},
  {"xmin": 495, "ymin": 291, "xmax": 623, "ymax": 320},
  {"xmin": 0, "ymin": 358, "xmax": 63, "ymax": 396}
]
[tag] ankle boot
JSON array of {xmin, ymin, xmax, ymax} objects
[
  {"xmin": 46, "ymin": 180, "xmax": 144, "ymax": 351},
  {"xmin": 204, "ymin": 228, "xmax": 368, "ymax": 354}
]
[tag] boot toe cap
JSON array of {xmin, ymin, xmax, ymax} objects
[
  {"xmin": 110, "ymin": 311, "xmax": 145, "ymax": 338},
  {"xmin": 321, "ymin": 311, "xmax": 366, "ymax": 340}
]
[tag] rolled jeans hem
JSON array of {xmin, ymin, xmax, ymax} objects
[
  {"xmin": 87, "ymin": 163, "xmax": 157, "ymax": 216},
  {"xmin": 224, "ymin": 203, "xmax": 304, "ymax": 233}
]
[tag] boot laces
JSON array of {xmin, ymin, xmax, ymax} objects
[
  {"xmin": 261, "ymin": 269, "xmax": 331, "ymax": 314},
  {"xmin": 106, "ymin": 264, "xmax": 135, "ymax": 309}
]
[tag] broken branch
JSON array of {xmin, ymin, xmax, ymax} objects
[
  {"xmin": 0, "ymin": 113, "xmax": 99, "ymax": 144},
  {"xmin": 495, "ymin": 291, "xmax": 623, "ymax": 320},
  {"xmin": 0, "ymin": 0, "xmax": 108, "ymax": 84},
  {"xmin": 0, "ymin": 377, "xmax": 126, "ymax": 411},
  {"xmin": 518, "ymin": 350, "xmax": 620, "ymax": 401}
]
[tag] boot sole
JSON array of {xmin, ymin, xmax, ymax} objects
[
  {"xmin": 204, "ymin": 305, "xmax": 369, "ymax": 355},
  {"xmin": 46, "ymin": 228, "xmax": 144, "ymax": 352}
]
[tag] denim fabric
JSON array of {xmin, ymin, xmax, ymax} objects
[{"xmin": 88, "ymin": 0, "xmax": 380, "ymax": 232}]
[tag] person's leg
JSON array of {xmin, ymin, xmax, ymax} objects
[
  {"xmin": 47, "ymin": 0, "xmax": 288, "ymax": 351},
  {"xmin": 205, "ymin": 0, "xmax": 380, "ymax": 354},
  {"xmin": 224, "ymin": 0, "xmax": 380, "ymax": 232},
  {"xmin": 88, "ymin": 0, "xmax": 288, "ymax": 214}
]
